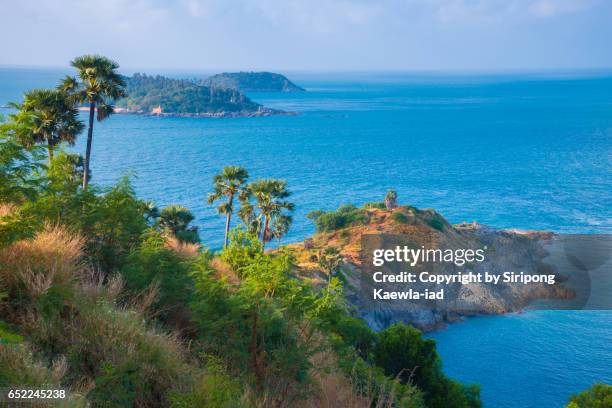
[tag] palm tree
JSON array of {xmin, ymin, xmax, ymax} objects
[
  {"xmin": 9, "ymin": 89, "xmax": 84, "ymax": 162},
  {"xmin": 158, "ymin": 204, "xmax": 199, "ymax": 243},
  {"xmin": 245, "ymin": 179, "xmax": 295, "ymax": 250},
  {"xmin": 60, "ymin": 55, "xmax": 125, "ymax": 190},
  {"xmin": 207, "ymin": 166, "xmax": 249, "ymax": 248}
]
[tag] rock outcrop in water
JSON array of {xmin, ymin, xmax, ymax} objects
[{"xmin": 288, "ymin": 204, "xmax": 573, "ymax": 332}]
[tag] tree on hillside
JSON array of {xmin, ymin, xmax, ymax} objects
[
  {"xmin": 207, "ymin": 166, "xmax": 249, "ymax": 248},
  {"xmin": 60, "ymin": 55, "xmax": 125, "ymax": 190},
  {"xmin": 240, "ymin": 179, "xmax": 294, "ymax": 250},
  {"xmin": 318, "ymin": 246, "xmax": 343, "ymax": 282},
  {"xmin": 8, "ymin": 89, "xmax": 83, "ymax": 162},
  {"xmin": 385, "ymin": 189, "xmax": 398, "ymax": 210}
]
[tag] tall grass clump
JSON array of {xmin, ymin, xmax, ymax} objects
[{"xmin": 0, "ymin": 224, "xmax": 83, "ymax": 323}]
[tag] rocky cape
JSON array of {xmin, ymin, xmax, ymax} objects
[{"xmin": 287, "ymin": 205, "xmax": 573, "ymax": 332}]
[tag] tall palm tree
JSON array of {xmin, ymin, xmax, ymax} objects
[
  {"xmin": 60, "ymin": 55, "xmax": 125, "ymax": 190},
  {"xmin": 9, "ymin": 89, "xmax": 84, "ymax": 162},
  {"xmin": 207, "ymin": 166, "xmax": 249, "ymax": 248},
  {"xmin": 245, "ymin": 179, "xmax": 295, "ymax": 250}
]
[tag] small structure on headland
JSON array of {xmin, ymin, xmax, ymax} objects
[{"xmin": 151, "ymin": 105, "xmax": 162, "ymax": 115}]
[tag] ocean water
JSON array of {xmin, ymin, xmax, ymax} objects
[{"xmin": 1, "ymin": 68, "xmax": 611, "ymax": 407}]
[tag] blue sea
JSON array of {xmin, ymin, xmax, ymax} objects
[{"xmin": 1, "ymin": 68, "xmax": 611, "ymax": 407}]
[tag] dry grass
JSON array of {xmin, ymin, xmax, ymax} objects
[
  {"xmin": 210, "ymin": 256, "xmax": 241, "ymax": 285},
  {"xmin": 0, "ymin": 202, "xmax": 16, "ymax": 218},
  {"xmin": 164, "ymin": 234, "xmax": 201, "ymax": 258},
  {"xmin": 0, "ymin": 224, "xmax": 84, "ymax": 298},
  {"xmin": 298, "ymin": 350, "xmax": 371, "ymax": 408},
  {"xmin": 298, "ymin": 350, "xmax": 413, "ymax": 408}
]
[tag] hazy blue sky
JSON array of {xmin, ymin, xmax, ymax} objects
[{"xmin": 1, "ymin": 0, "xmax": 611, "ymax": 71}]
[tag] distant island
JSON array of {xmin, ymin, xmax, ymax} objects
[
  {"xmin": 202, "ymin": 72, "xmax": 305, "ymax": 92},
  {"xmin": 115, "ymin": 73, "xmax": 296, "ymax": 118}
]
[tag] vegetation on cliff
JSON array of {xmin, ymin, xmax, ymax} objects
[
  {"xmin": 117, "ymin": 73, "xmax": 268, "ymax": 115},
  {"xmin": 203, "ymin": 72, "xmax": 305, "ymax": 92}
]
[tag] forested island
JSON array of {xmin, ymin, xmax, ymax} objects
[
  {"xmin": 203, "ymin": 72, "xmax": 306, "ymax": 92},
  {"xmin": 116, "ymin": 73, "xmax": 294, "ymax": 117}
]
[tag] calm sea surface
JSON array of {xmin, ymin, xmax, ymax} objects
[{"xmin": 1, "ymin": 68, "xmax": 611, "ymax": 407}]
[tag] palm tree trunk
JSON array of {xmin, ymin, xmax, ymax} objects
[
  {"xmin": 47, "ymin": 140, "xmax": 54, "ymax": 164},
  {"xmin": 82, "ymin": 101, "xmax": 96, "ymax": 190},
  {"xmin": 223, "ymin": 194, "xmax": 234, "ymax": 248},
  {"xmin": 261, "ymin": 215, "xmax": 269, "ymax": 251}
]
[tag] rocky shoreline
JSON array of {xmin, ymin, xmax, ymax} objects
[{"xmin": 86, "ymin": 107, "xmax": 299, "ymax": 118}]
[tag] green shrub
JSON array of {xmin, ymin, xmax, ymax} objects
[
  {"xmin": 365, "ymin": 201, "xmax": 386, "ymax": 210},
  {"xmin": 427, "ymin": 216, "xmax": 445, "ymax": 231},
  {"xmin": 307, "ymin": 204, "xmax": 368, "ymax": 233},
  {"xmin": 391, "ymin": 211, "xmax": 410, "ymax": 224},
  {"xmin": 374, "ymin": 323, "xmax": 480, "ymax": 408},
  {"xmin": 220, "ymin": 227, "xmax": 263, "ymax": 274},
  {"xmin": 171, "ymin": 357, "xmax": 245, "ymax": 408},
  {"xmin": 121, "ymin": 230, "xmax": 200, "ymax": 322},
  {"xmin": 567, "ymin": 383, "xmax": 612, "ymax": 408}
]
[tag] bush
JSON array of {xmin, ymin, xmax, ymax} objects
[
  {"xmin": 220, "ymin": 227, "xmax": 263, "ymax": 275},
  {"xmin": 391, "ymin": 211, "xmax": 410, "ymax": 224},
  {"xmin": 171, "ymin": 356, "xmax": 245, "ymax": 408},
  {"xmin": 427, "ymin": 217, "xmax": 445, "ymax": 231},
  {"xmin": 374, "ymin": 323, "xmax": 480, "ymax": 408},
  {"xmin": 121, "ymin": 230, "xmax": 200, "ymax": 323},
  {"xmin": 307, "ymin": 205, "xmax": 368, "ymax": 233},
  {"xmin": 567, "ymin": 383, "xmax": 612, "ymax": 408},
  {"xmin": 63, "ymin": 299, "xmax": 196, "ymax": 407},
  {"xmin": 364, "ymin": 201, "xmax": 386, "ymax": 210}
]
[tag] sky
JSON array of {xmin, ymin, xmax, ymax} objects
[{"xmin": 1, "ymin": 0, "xmax": 611, "ymax": 72}]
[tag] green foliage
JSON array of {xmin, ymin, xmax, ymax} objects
[
  {"xmin": 158, "ymin": 204, "xmax": 200, "ymax": 243},
  {"xmin": 6, "ymin": 88, "xmax": 84, "ymax": 159},
  {"xmin": 203, "ymin": 72, "xmax": 305, "ymax": 92},
  {"xmin": 171, "ymin": 356, "xmax": 245, "ymax": 408},
  {"xmin": 307, "ymin": 204, "xmax": 368, "ymax": 233},
  {"xmin": 385, "ymin": 189, "xmax": 398, "ymax": 210},
  {"xmin": 330, "ymin": 315, "xmax": 377, "ymax": 360},
  {"xmin": 118, "ymin": 73, "xmax": 262, "ymax": 114},
  {"xmin": 221, "ymin": 227, "xmax": 264, "ymax": 274},
  {"xmin": 391, "ymin": 211, "xmax": 410, "ymax": 224},
  {"xmin": 567, "ymin": 383, "xmax": 612, "ymax": 408},
  {"xmin": 427, "ymin": 216, "xmax": 445, "ymax": 231},
  {"xmin": 89, "ymin": 362, "xmax": 139, "ymax": 407},
  {"xmin": 318, "ymin": 246, "xmax": 343, "ymax": 280},
  {"xmin": 0, "ymin": 343, "xmax": 62, "ymax": 387},
  {"xmin": 374, "ymin": 324, "xmax": 481, "ymax": 408},
  {"xmin": 121, "ymin": 230, "xmax": 201, "ymax": 322},
  {"xmin": 0, "ymin": 130, "xmax": 45, "ymax": 204},
  {"xmin": 240, "ymin": 178, "xmax": 295, "ymax": 246},
  {"xmin": 365, "ymin": 201, "xmax": 386, "ymax": 210},
  {"xmin": 0, "ymin": 320, "xmax": 23, "ymax": 345}
]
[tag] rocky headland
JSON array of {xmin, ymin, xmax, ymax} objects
[{"xmin": 288, "ymin": 204, "xmax": 574, "ymax": 332}]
